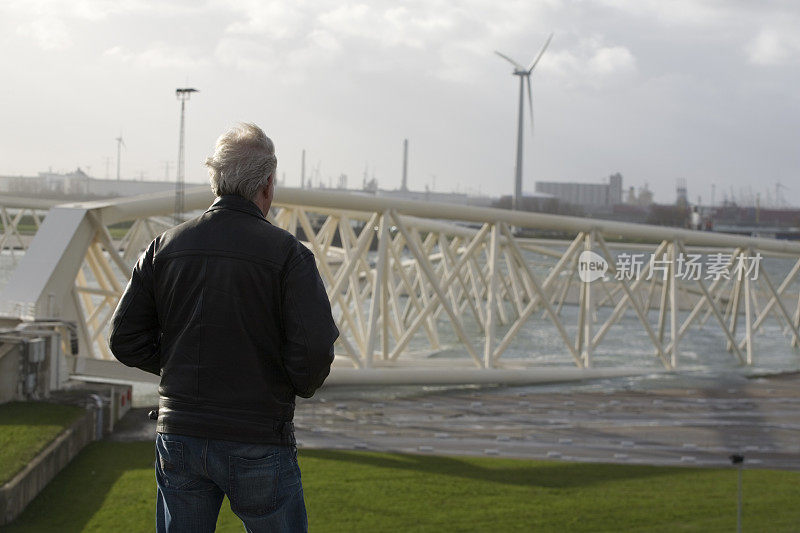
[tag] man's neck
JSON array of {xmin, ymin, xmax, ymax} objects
[{"xmin": 255, "ymin": 197, "xmax": 271, "ymax": 216}]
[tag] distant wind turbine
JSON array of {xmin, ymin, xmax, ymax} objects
[
  {"xmin": 495, "ymin": 33, "xmax": 553, "ymax": 211},
  {"xmin": 115, "ymin": 134, "xmax": 126, "ymax": 181}
]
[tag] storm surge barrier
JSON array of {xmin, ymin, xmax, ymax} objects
[
  {"xmin": 1, "ymin": 187, "xmax": 798, "ymax": 384},
  {"xmin": 0, "ymin": 196, "xmax": 58, "ymax": 259}
]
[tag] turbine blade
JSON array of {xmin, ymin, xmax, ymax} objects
[
  {"xmin": 494, "ymin": 50, "xmax": 523, "ymax": 70},
  {"xmin": 527, "ymin": 33, "xmax": 553, "ymax": 73},
  {"xmin": 526, "ymin": 76, "xmax": 534, "ymax": 136}
]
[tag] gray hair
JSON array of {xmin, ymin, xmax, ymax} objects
[{"xmin": 205, "ymin": 123, "xmax": 277, "ymax": 201}]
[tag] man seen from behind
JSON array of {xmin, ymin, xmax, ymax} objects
[{"xmin": 109, "ymin": 122, "xmax": 338, "ymax": 533}]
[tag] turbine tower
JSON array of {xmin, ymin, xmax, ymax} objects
[
  {"xmin": 115, "ymin": 135, "xmax": 125, "ymax": 181},
  {"xmin": 174, "ymin": 87, "xmax": 198, "ymax": 224},
  {"xmin": 495, "ymin": 33, "xmax": 553, "ymax": 211}
]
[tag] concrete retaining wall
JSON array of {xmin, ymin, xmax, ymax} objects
[{"xmin": 0, "ymin": 407, "xmax": 96, "ymax": 525}]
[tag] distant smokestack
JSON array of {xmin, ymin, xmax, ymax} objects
[
  {"xmin": 401, "ymin": 139, "xmax": 408, "ymax": 191},
  {"xmin": 301, "ymin": 149, "xmax": 306, "ymax": 189}
]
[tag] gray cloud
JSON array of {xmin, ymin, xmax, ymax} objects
[{"xmin": 1, "ymin": 0, "xmax": 798, "ymax": 206}]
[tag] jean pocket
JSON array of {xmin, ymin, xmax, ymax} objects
[
  {"xmin": 156, "ymin": 437, "xmax": 192, "ymax": 489},
  {"xmin": 229, "ymin": 452, "xmax": 279, "ymax": 515}
]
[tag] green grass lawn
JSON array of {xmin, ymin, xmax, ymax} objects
[
  {"xmin": 5, "ymin": 442, "xmax": 800, "ymax": 532},
  {"xmin": 0, "ymin": 402, "xmax": 85, "ymax": 484}
]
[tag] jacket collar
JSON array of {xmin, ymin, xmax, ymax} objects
[{"xmin": 206, "ymin": 194, "xmax": 267, "ymax": 220}]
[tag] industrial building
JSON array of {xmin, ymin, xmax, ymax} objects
[
  {"xmin": 535, "ymin": 173, "xmax": 623, "ymax": 212},
  {"xmin": 0, "ymin": 169, "xmax": 178, "ymax": 198}
]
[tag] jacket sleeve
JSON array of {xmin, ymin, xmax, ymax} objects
[
  {"xmin": 108, "ymin": 240, "xmax": 161, "ymax": 376},
  {"xmin": 280, "ymin": 246, "xmax": 339, "ymax": 398}
]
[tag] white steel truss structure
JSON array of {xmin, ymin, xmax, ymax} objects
[
  {"xmin": 1, "ymin": 188, "xmax": 799, "ymax": 383},
  {"xmin": 0, "ymin": 196, "xmax": 57, "ymax": 261}
]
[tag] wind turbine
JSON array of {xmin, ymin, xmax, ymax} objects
[
  {"xmin": 495, "ymin": 33, "xmax": 553, "ymax": 211},
  {"xmin": 115, "ymin": 134, "xmax": 126, "ymax": 181}
]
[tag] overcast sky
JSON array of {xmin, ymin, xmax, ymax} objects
[{"xmin": 1, "ymin": 0, "xmax": 798, "ymax": 206}]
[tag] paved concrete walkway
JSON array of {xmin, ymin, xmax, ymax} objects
[{"xmin": 112, "ymin": 372, "xmax": 800, "ymax": 471}]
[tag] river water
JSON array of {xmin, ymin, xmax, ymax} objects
[{"xmin": 2, "ymin": 246, "xmax": 799, "ymax": 406}]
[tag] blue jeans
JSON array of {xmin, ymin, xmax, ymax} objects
[{"xmin": 155, "ymin": 432, "xmax": 307, "ymax": 532}]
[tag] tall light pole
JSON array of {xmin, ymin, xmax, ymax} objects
[{"xmin": 175, "ymin": 87, "xmax": 198, "ymax": 224}]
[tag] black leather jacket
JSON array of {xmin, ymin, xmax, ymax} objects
[{"xmin": 109, "ymin": 195, "xmax": 338, "ymax": 444}]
